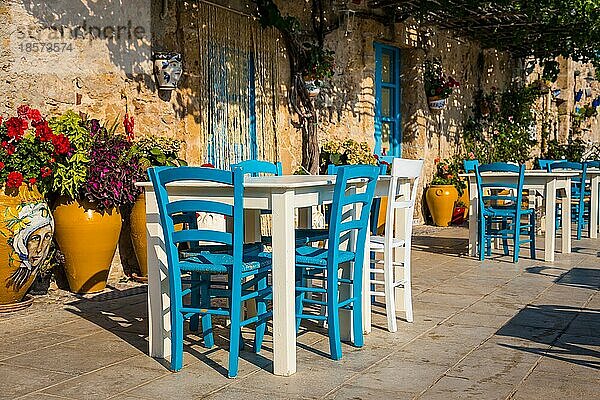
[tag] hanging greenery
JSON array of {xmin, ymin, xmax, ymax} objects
[
  {"xmin": 462, "ymin": 85, "xmax": 540, "ymax": 164},
  {"xmin": 253, "ymin": 0, "xmax": 338, "ymax": 174}
]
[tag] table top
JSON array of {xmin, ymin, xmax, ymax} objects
[
  {"xmin": 460, "ymin": 171, "xmax": 580, "ymax": 178},
  {"xmin": 137, "ymin": 174, "xmax": 391, "ymax": 189}
]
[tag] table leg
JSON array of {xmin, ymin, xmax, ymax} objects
[
  {"xmin": 562, "ymin": 178, "xmax": 571, "ymax": 254},
  {"xmin": 468, "ymin": 178, "xmax": 478, "ymax": 257},
  {"xmin": 271, "ymin": 190, "xmax": 297, "ymax": 376},
  {"xmin": 591, "ymin": 176, "xmax": 599, "ymax": 239},
  {"xmin": 544, "ymin": 179, "xmax": 557, "ymax": 262},
  {"xmin": 145, "ymin": 189, "xmax": 171, "ymax": 360}
]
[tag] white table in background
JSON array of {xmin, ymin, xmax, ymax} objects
[
  {"xmin": 586, "ymin": 169, "xmax": 600, "ymax": 239},
  {"xmin": 463, "ymin": 171, "xmax": 579, "ymax": 262},
  {"xmin": 139, "ymin": 175, "xmax": 399, "ymax": 376}
]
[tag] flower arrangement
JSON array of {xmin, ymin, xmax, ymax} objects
[
  {"xmin": 302, "ymin": 43, "xmax": 335, "ymax": 82},
  {"xmin": 81, "ymin": 119, "xmax": 145, "ymax": 210},
  {"xmin": 424, "ymin": 58, "xmax": 460, "ymax": 100},
  {"xmin": 319, "ymin": 139, "xmax": 378, "ymax": 174},
  {"xmin": 48, "ymin": 111, "xmax": 91, "ymax": 199},
  {"xmin": 431, "ymin": 156, "xmax": 466, "ymax": 196},
  {"xmin": 132, "ymin": 135, "xmax": 187, "ymax": 175},
  {"xmin": 0, "ymin": 105, "xmax": 69, "ymax": 194}
]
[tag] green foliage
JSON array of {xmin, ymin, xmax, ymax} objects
[
  {"xmin": 132, "ymin": 136, "xmax": 187, "ymax": 175},
  {"xmin": 542, "ymin": 139, "xmax": 586, "ymax": 162},
  {"xmin": 319, "ymin": 139, "xmax": 377, "ymax": 174},
  {"xmin": 462, "ymin": 85, "xmax": 540, "ymax": 164},
  {"xmin": 431, "ymin": 157, "xmax": 466, "ymax": 197},
  {"xmin": 302, "ymin": 43, "xmax": 335, "ymax": 81},
  {"xmin": 48, "ymin": 111, "xmax": 91, "ymax": 199},
  {"xmin": 541, "ymin": 60, "xmax": 560, "ymax": 83}
]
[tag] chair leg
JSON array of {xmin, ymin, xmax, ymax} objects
[
  {"xmin": 529, "ymin": 212, "xmax": 536, "ymax": 260},
  {"xmin": 227, "ymin": 279, "xmax": 242, "ymax": 378},
  {"xmin": 513, "ymin": 219, "xmax": 521, "ymax": 263},
  {"xmin": 170, "ymin": 310, "xmax": 184, "ymax": 372},
  {"xmin": 403, "ymin": 252, "xmax": 414, "ymax": 323},
  {"xmin": 295, "ymin": 270, "xmax": 306, "ymax": 332},
  {"xmin": 200, "ymin": 274, "xmax": 214, "ymax": 348},
  {"xmin": 254, "ymin": 272, "xmax": 267, "ymax": 353},
  {"xmin": 501, "ymin": 218, "xmax": 509, "ymax": 256},
  {"xmin": 352, "ymin": 261, "xmax": 364, "ymax": 348},
  {"xmin": 189, "ymin": 272, "xmax": 200, "ymax": 332},
  {"xmin": 326, "ymin": 268, "xmax": 342, "ymax": 360},
  {"xmin": 383, "ymin": 247, "xmax": 397, "ymax": 332},
  {"xmin": 479, "ymin": 219, "xmax": 486, "ymax": 261}
]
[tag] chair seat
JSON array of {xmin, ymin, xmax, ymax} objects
[
  {"xmin": 180, "ymin": 252, "xmax": 272, "ymax": 274},
  {"xmin": 482, "ymin": 206, "xmax": 533, "ymax": 218},
  {"xmin": 183, "ymin": 242, "xmax": 264, "ymax": 257},
  {"xmin": 369, "ymin": 235, "xmax": 405, "ymax": 250},
  {"xmin": 259, "ymin": 245, "xmax": 355, "ymax": 267}
]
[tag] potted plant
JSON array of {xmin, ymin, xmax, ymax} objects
[
  {"xmin": 0, "ymin": 105, "xmax": 59, "ymax": 308},
  {"xmin": 426, "ymin": 157, "xmax": 466, "ymax": 227},
  {"xmin": 424, "ymin": 58, "xmax": 460, "ymax": 110},
  {"xmin": 50, "ymin": 113, "xmax": 144, "ymax": 293},
  {"xmin": 129, "ymin": 135, "xmax": 186, "ymax": 278},
  {"xmin": 302, "ymin": 43, "xmax": 335, "ymax": 98},
  {"xmin": 319, "ymin": 139, "xmax": 378, "ymax": 174}
]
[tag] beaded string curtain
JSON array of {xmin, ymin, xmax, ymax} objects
[{"xmin": 197, "ymin": 2, "xmax": 282, "ymax": 168}]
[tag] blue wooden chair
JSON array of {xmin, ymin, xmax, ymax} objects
[
  {"xmin": 474, "ymin": 162, "xmax": 536, "ymax": 262},
  {"xmin": 148, "ymin": 166, "xmax": 272, "ymax": 378},
  {"xmin": 538, "ymin": 159, "xmax": 558, "ymax": 170},
  {"xmin": 232, "ymin": 159, "xmax": 282, "ymax": 177},
  {"xmin": 261, "ymin": 165, "xmax": 380, "ymax": 359},
  {"xmin": 547, "ymin": 161, "xmax": 589, "ymax": 240}
]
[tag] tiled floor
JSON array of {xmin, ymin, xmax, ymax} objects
[{"xmin": 1, "ymin": 226, "xmax": 598, "ymax": 399}]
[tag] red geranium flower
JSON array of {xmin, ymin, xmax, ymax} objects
[
  {"xmin": 35, "ymin": 120, "xmax": 54, "ymax": 142},
  {"xmin": 52, "ymin": 133, "xmax": 71, "ymax": 155},
  {"xmin": 6, "ymin": 143, "xmax": 16, "ymax": 155},
  {"xmin": 17, "ymin": 105, "xmax": 43, "ymax": 124},
  {"xmin": 5, "ymin": 117, "xmax": 28, "ymax": 141},
  {"xmin": 28, "ymin": 177, "xmax": 37, "ymax": 185},
  {"xmin": 6, "ymin": 171, "xmax": 23, "ymax": 188},
  {"xmin": 0, "ymin": 161, "xmax": 4, "ymax": 170},
  {"xmin": 40, "ymin": 166, "xmax": 52, "ymax": 178}
]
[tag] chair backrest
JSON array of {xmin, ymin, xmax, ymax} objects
[
  {"xmin": 538, "ymin": 159, "xmax": 558, "ymax": 170},
  {"xmin": 463, "ymin": 159, "xmax": 479, "ymax": 172},
  {"xmin": 232, "ymin": 160, "xmax": 282, "ymax": 176},
  {"xmin": 148, "ymin": 166, "xmax": 245, "ymax": 298},
  {"xmin": 475, "ymin": 162, "xmax": 525, "ymax": 213},
  {"xmin": 586, "ymin": 160, "xmax": 600, "ymax": 168},
  {"xmin": 383, "ymin": 158, "xmax": 424, "ymax": 242},
  {"xmin": 327, "ymin": 165, "xmax": 380, "ymax": 265},
  {"xmin": 548, "ymin": 160, "xmax": 587, "ymax": 195}
]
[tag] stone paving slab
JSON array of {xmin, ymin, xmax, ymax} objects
[{"xmin": 1, "ymin": 226, "xmax": 598, "ymax": 399}]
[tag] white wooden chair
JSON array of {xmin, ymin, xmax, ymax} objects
[{"xmin": 369, "ymin": 158, "xmax": 423, "ymax": 332}]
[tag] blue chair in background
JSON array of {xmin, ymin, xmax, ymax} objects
[
  {"xmin": 474, "ymin": 162, "xmax": 536, "ymax": 262},
  {"xmin": 538, "ymin": 159, "xmax": 558, "ymax": 170},
  {"xmin": 232, "ymin": 159, "xmax": 282, "ymax": 177},
  {"xmin": 149, "ymin": 166, "xmax": 272, "ymax": 378},
  {"xmin": 262, "ymin": 165, "xmax": 380, "ymax": 359},
  {"xmin": 547, "ymin": 161, "xmax": 589, "ymax": 240}
]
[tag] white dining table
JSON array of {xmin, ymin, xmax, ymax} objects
[
  {"xmin": 586, "ymin": 168, "xmax": 600, "ymax": 239},
  {"xmin": 139, "ymin": 174, "xmax": 398, "ymax": 376},
  {"xmin": 462, "ymin": 171, "xmax": 579, "ymax": 262}
]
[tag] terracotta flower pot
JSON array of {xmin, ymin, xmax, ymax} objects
[
  {"xmin": 0, "ymin": 185, "xmax": 54, "ymax": 305},
  {"xmin": 53, "ymin": 197, "xmax": 121, "ymax": 294},
  {"xmin": 426, "ymin": 185, "xmax": 459, "ymax": 227},
  {"xmin": 129, "ymin": 193, "xmax": 148, "ymax": 277}
]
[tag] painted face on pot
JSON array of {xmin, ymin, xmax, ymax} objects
[{"xmin": 26, "ymin": 224, "xmax": 53, "ymax": 269}]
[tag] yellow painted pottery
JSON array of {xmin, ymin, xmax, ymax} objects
[
  {"xmin": 129, "ymin": 193, "xmax": 148, "ymax": 277},
  {"xmin": 458, "ymin": 183, "xmax": 469, "ymax": 218},
  {"xmin": 426, "ymin": 185, "xmax": 459, "ymax": 227},
  {"xmin": 0, "ymin": 185, "xmax": 53, "ymax": 305},
  {"xmin": 53, "ymin": 197, "xmax": 121, "ymax": 293}
]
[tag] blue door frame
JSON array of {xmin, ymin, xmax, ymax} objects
[{"xmin": 374, "ymin": 43, "xmax": 402, "ymax": 157}]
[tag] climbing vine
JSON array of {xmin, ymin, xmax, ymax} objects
[{"xmin": 253, "ymin": 0, "xmax": 338, "ymax": 174}]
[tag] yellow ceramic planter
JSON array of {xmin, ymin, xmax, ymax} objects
[
  {"xmin": 129, "ymin": 193, "xmax": 148, "ymax": 277},
  {"xmin": 0, "ymin": 185, "xmax": 54, "ymax": 305},
  {"xmin": 426, "ymin": 185, "xmax": 459, "ymax": 227},
  {"xmin": 53, "ymin": 197, "xmax": 121, "ymax": 293}
]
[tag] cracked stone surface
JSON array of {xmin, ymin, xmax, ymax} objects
[{"xmin": 1, "ymin": 226, "xmax": 598, "ymax": 399}]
